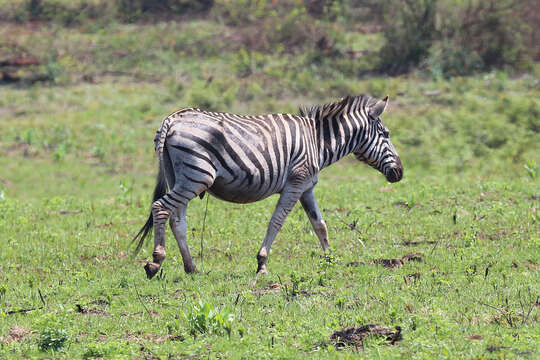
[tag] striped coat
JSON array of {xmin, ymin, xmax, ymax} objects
[{"xmin": 135, "ymin": 95, "xmax": 403, "ymax": 278}]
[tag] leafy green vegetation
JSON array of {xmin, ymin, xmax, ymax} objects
[
  {"xmin": 0, "ymin": 3, "xmax": 539, "ymax": 358},
  {"xmin": 182, "ymin": 300, "xmax": 234, "ymax": 337}
]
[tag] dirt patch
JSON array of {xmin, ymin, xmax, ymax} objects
[
  {"xmin": 402, "ymin": 240, "xmax": 437, "ymax": 246},
  {"xmin": 125, "ymin": 332, "xmax": 184, "ymax": 343},
  {"xmin": 96, "ymin": 219, "xmax": 138, "ymax": 228},
  {"xmin": 252, "ymin": 282, "xmax": 317, "ymax": 298},
  {"xmin": 251, "ymin": 283, "xmax": 282, "ymax": 295},
  {"xmin": 89, "ymin": 299, "xmax": 110, "ymax": 306},
  {"xmin": 3, "ymin": 326, "xmax": 34, "ymax": 344},
  {"xmin": 404, "ymin": 272, "xmax": 422, "ymax": 284},
  {"xmin": 3, "ymin": 143, "xmax": 40, "ymax": 158},
  {"xmin": 487, "ymin": 345, "xmax": 509, "ymax": 353},
  {"xmin": 330, "ymin": 324, "xmax": 402, "ymax": 348},
  {"xmin": 59, "ymin": 209, "xmax": 82, "ymax": 215},
  {"xmin": 75, "ymin": 303, "xmax": 108, "ymax": 316},
  {"xmin": 347, "ymin": 253, "xmax": 423, "ymax": 269},
  {"xmin": 269, "ymin": 283, "xmax": 281, "ymax": 291},
  {"xmin": 393, "ymin": 201, "xmax": 410, "ymax": 209},
  {"xmin": 476, "ymin": 229, "xmax": 508, "ymax": 241},
  {"xmin": 523, "ymin": 260, "xmax": 540, "ymax": 270},
  {"xmin": 0, "ymin": 44, "xmax": 49, "ymax": 84},
  {"xmin": 468, "ymin": 334, "xmax": 483, "ymax": 340},
  {"xmin": 79, "ymin": 255, "xmax": 97, "ymax": 263}
]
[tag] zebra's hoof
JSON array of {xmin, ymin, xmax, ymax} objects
[
  {"xmin": 256, "ymin": 264, "xmax": 268, "ymax": 275},
  {"xmin": 184, "ymin": 265, "xmax": 198, "ymax": 274},
  {"xmin": 144, "ymin": 262, "xmax": 160, "ymax": 279}
]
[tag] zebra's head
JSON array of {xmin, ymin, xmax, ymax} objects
[{"xmin": 353, "ymin": 96, "xmax": 403, "ymax": 183}]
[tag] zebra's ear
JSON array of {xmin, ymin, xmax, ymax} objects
[{"xmin": 369, "ymin": 96, "xmax": 389, "ymax": 117}]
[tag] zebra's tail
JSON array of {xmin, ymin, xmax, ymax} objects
[
  {"xmin": 154, "ymin": 116, "xmax": 173, "ymax": 168},
  {"xmin": 132, "ymin": 167, "xmax": 167, "ymax": 254}
]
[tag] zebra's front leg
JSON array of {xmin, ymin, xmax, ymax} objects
[
  {"xmin": 169, "ymin": 206, "xmax": 197, "ymax": 274},
  {"xmin": 300, "ymin": 187, "xmax": 330, "ymax": 251},
  {"xmin": 144, "ymin": 200, "xmax": 170, "ymax": 279},
  {"xmin": 257, "ymin": 186, "xmax": 304, "ymax": 274}
]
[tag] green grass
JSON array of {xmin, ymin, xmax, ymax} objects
[
  {"xmin": 0, "ymin": 19, "xmax": 539, "ymax": 359},
  {"xmin": 0, "ymin": 164, "xmax": 538, "ymax": 358}
]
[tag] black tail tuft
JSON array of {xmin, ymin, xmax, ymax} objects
[{"xmin": 132, "ymin": 168, "xmax": 167, "ymax": 254}]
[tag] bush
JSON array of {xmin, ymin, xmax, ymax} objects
[
  {"xmin": 24, "ymin": 0, "xmax": 111, "ymax": 25},
  {"xmin": 425, "ymin": 39, "xmax": 484, "ymax": 79},
  {"xmin": 185, "ymin": 78, "xmax": 236, "ymax": 111},
  {"xmin": 116, "ymin": 0, "xmax": 214, "ymax": 22},
  {"xmin": 213, "ymin": 0, "xmax": 331, "ymax": 55},
  {"xmin": 377, "ymin": 0, "xmax": 437, "ymax": 74},
  {"xmin": 83, "ymin": 342, "xmax": 128, "ymax": 359},
  {"xmin": 429, "ymin": 0, "xmax": 533, "ymax": 77},
  {"xmin": 0, "ymin": 0, "xmax": 214, "ymax": 24},
  {"xmin": 182, "ymin": 300, "xmax": 234, "ymax": 337},
  {"xmin": 377, "ymin": 0, "xmax": 534, "ymax": 76},
  {"xmin": 38, "ymin": 328, "xmax": 68, "ymax": 351}
]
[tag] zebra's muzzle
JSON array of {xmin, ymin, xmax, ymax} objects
[
  {"xmin": 385, "ymin": 158, "xmax": 403, "ymax": 183},
  {"xmin": 385, "ymin": 168, "xmax": 402, "ymax": 183}
]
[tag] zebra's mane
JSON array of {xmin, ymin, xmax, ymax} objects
[{"xmin": 299, "ymin": 95, "xmax": 377, "ymax": 120}]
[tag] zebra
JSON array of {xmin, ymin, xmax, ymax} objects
[{"xmin": 133, "ymin": 94, "xmax": 403, "ymax": 279}]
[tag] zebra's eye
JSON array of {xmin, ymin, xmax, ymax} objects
[{"xmin": 383, "ymin": 129, "xmax": 389, "ymax": 137}]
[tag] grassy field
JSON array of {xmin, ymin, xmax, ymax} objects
[{"xmin": 0, "ymin": 18, "xmax": 539, "ymax": 359}]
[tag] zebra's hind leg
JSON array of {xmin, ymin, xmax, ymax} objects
[
  {"xmin": 170, "ymin": 206, "xmax": 197, "ymax": 274},
  {"xmin": 145, "ymin": 186, "xmax": 195, "ymax": 279},
  {"xmin": 300, "ymin": 187, "xmax": 330, "ymax": 251},
  {"xmin": 144, "ymin": 199, "xmax": 171, "ymax": 279},
  {"xmin": 257, "ymin": 185, "xmax": 304, "ymax": 274}
]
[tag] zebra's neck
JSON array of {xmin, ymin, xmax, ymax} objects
[{"xmin": 315, "ymin": 107, "xmax": 364, "ymax": 169}]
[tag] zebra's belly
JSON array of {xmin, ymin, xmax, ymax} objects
[{"xmin": 207, "ymin": 176, "xmax": 283, "ymax": 204}]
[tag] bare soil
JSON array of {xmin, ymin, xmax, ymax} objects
[
  {"xmin": 331, "ymin": 324, "xmax": 402, "ymax": 348},
  {"xmin": 347, "ymin": 253, "xmax": 424, "ymax": 268}
]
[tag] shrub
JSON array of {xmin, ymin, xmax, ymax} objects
[
  {"xmin": 24, "ymin": 0, "xmax": 111, "ymax": 25},
  {"xmin": 213, "ymin": 0, "xmax": 331, "ymax": 55},
  {"xmin": 377, "ymin": 0, "xmax": 534, "ymax": 76},
  {"xmin": 38, "ymin": 328, "xmax": 68, "ymax": 351},
  {"xmin": 377, "ymin": 0, "xmax": 437, "ymax": 74},
  {"xmin": 425, "ymin": 39, "xmax": 484, "ymax": 79},
  {"xmin": 524, "ymin": 160, "xmax": 537, "ymax": 180},
  {"xmin": 182, "ymin": 300, "xmax": 234, "ymax": 337},
  {"xmin": 83, "ymin": 342, "xmax": 128, "ymax": 359},
  {"xmin": 185, "ymin": 78, "xmax": 236, "ymax": 111},
  {"xmin": 116, "ymin": 0, "xmax": 214, "ymax": 22},
  {"xmin": 429, "ymin": 0, "xmax": 533, "ymax": 77}
]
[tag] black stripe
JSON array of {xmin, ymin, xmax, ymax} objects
[
  {"xmin": 161, "ymin": 197, "xmax": 176, "ymax": 208},
  {"xmin": 331, "ymin": 113, "xmax": 341, "ymax": 157},
  {"xmin": 322, "ymin": 116, "xmax": 332, "ymax": 157},
  {"xmin": 184, "ymin": 174, "xmax": 210, "ymax": 185},
  {"xmin": 183, "ymin": 162, "xmax": 214, "ymax": 178},
  {"xmin": 169, "ymin": 144, "xmax": 217, "ymax": 172},
  {"xmin": 274, "ymin": 114, "xmax": 288, "ymax": 168},
  {"xmin": 170, "ymin": 192, "xmax": 190, "ymax": 202},
  {"xmin": 268, "ymin": 114, "xmax": 282, "ymax": 190},
  {"xmin": 184, "ymin": 133, "xmax": 236, "ymax": 176}
]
